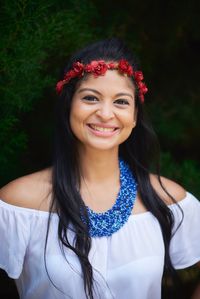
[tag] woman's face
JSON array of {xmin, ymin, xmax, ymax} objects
[{"xmin": 70, "ymin": 70, "xmax": 137, "ymax": 152}]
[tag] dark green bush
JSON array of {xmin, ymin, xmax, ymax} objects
[{"xmin": 0, "ymin": 0, "xmax": 199, "ymax": 199}]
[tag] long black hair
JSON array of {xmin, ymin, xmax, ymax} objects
[{"xmin": 46, "ymin": 38, "xmax": 183, "ymax": 298}]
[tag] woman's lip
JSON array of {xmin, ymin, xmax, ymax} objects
[
  {"xmin": 87, "ymin": 124, "xmax": 120, "ymax": 137},
  {"xmin": 87, "ymin": 123, "xmax": 119, "ymax": 129}
]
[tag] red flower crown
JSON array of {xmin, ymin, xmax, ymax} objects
[{"xmin": 56, "ymin": 59, "xmax": 148, "ymax": 103}]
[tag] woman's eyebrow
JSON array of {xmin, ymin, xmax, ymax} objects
[
  {"xmin": 78, "ymin": 88, "xmax": 133, "ymax": 99},
  {"xmin": 78, "ymin": 88, "xmax": 102, "ymax": 95},
  {"xmin": 115, "ymin": 92, "xmax": 133, "ymax": 99}
]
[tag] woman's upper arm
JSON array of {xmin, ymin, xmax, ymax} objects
[
  {"xmin": 149, "ymin": 173, "xmax": 186, "ymax": 205},
  {"xmin": 0, "ymin": 177, "xmax": 30, "ymax": 206},
  {"xmin": 0, "ymin": 169, "xmax": 52, "ymax": 210}
]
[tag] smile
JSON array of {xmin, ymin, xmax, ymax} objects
[
  {"xmin": 89, "ymin": 124, "xmax": 117, "ymax": 132},
  {"xmin": 87, "ymin": 124, "xmax": 119, "ymax": 137}
]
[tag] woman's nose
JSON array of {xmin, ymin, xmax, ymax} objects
[{"xmin": 95, "ymin": 103, "xmax": 114, "ymax": 120}]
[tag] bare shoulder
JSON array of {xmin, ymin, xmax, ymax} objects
[
  {"xmin": 0, "ymin": 167, "xmax": 53, "ymax": 211},
  {"xmin": 149, "ymin": 173, "xmax": 186, "ymax": 205}
]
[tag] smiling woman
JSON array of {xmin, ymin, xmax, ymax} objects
[
  {"xmin": 70, "ymin": 70, "xmax": 136, "ymax": 152},
  {"xmin": 0, "ymin": 38, "xmax": 200, "ymax": 299}
]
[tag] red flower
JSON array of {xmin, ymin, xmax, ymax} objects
[
  {"xmin": 56, "ymin": 80, "xmax": 65, "ymax": 94},
  {"xmin": 84, "ymin": 64, "xmax": 93, "ymax": 73},
  {"xmin": 118, "ymin": 59, "xmax": 134, "ymax": 76},
  {"xmin": 85, "ymin": 60, "xmax": 108, "ymax": 77},
  {"xmin": 137, "ymin": 81, "xmax": 148, "ymax": 103},
  {"xmin": 107, "ymin": 62, "xmax": 117, "ymax": 69},
  {"xmin": 142, "ymin": 84, "xmax": 148, "ymax": 94},
  {"xmin": 73, "ymin": 62, "xmax": 84, "ymax": 76},
  {"xmin": 134, "ymin": 71, "xmax": 144, "ymax": 81},
  {"xmin": 64, "ymin": 70, "xmax": 75, "ymax": 81},
  {"xmin": 137, "ymin": 82, "xmax": 148, "ymax": 94},
  {"xmin": 139, "ymin": 93, "xmax": 145, "ymax": 103}
]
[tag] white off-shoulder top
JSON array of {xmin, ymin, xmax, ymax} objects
[{"xmin": 0, "ymin": 191, "xmax": 200, "ymax": 299}]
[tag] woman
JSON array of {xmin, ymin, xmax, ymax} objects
[{"xmin": 0, "ymin": 38, "xmax": 200, "ymax": 299}]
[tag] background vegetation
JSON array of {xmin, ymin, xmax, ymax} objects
[
  {"xmin": 0, "ymin": 0, "xmax": 199, "ymax": 298},
  {"xmin": 0, "ymin": 0, "xmax": 199, "ymax": 196}
]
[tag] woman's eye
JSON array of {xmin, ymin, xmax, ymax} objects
[
  {"xmin": 115, "ymin": 99, "xmax": 129, "ymax": 105},
  {"xmin": 82, "ymin": 96, "xmax": 98, "ymax": 102}
]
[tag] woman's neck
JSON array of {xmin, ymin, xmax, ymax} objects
[{"xmin": 78, "ymin": 147, "xmax": 120, "ymax": 183}]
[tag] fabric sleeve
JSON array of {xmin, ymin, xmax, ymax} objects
[
  {"xmin": 169, "ymin": 192, "xmax": 200, "ymax": 269},
  {"xmin": 0, "ymin": 199, "xmax": 31, "ymax": 279}
]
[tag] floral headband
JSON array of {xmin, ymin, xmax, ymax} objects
[{"xmin": 56, "ymin": 59, "xmax": 148, "ymax": 103}]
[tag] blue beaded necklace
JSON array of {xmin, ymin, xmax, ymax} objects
[{"xmin": 80, "ymin": 159, "xmax": 137, "ymax": 237}]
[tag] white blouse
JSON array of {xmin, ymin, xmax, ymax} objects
[{"xmin": 0, "ymin": 191, "xmax": 200, "ymax": 299}]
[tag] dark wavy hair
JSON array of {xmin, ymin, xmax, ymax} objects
[{"xmin": 45, "ymin": 38, "xmax": 183, "ymax": 299}]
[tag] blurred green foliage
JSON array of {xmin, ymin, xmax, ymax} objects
[
  {"xmin": 0, "ymin": 0, "xmax": 98, "ymax": 182},
  {"xmin": 0, "ymin": 0, "xmax": 199, "ymax": 198}
]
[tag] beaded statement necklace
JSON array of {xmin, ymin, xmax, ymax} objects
[{"xmin": 80, "ymin": 159, "xmax": 137, "ymax": 237}]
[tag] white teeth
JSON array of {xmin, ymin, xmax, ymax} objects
[{"xmin": 90, "ymin": 125, "xmax": 115, "ymax": 132}]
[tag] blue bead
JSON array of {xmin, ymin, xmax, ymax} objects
[{"xmin": 80, "ymin": 159, "xmax": 137, "ymax": 237}]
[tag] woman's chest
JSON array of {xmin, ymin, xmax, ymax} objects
[{"xmin": 24, "ymin": 215, "xmax": 165, "ymax": 298}]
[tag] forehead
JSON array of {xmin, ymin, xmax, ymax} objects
[{"xmin": 75, "ymin": 70, "xmax": 135, "ymax": 95}]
